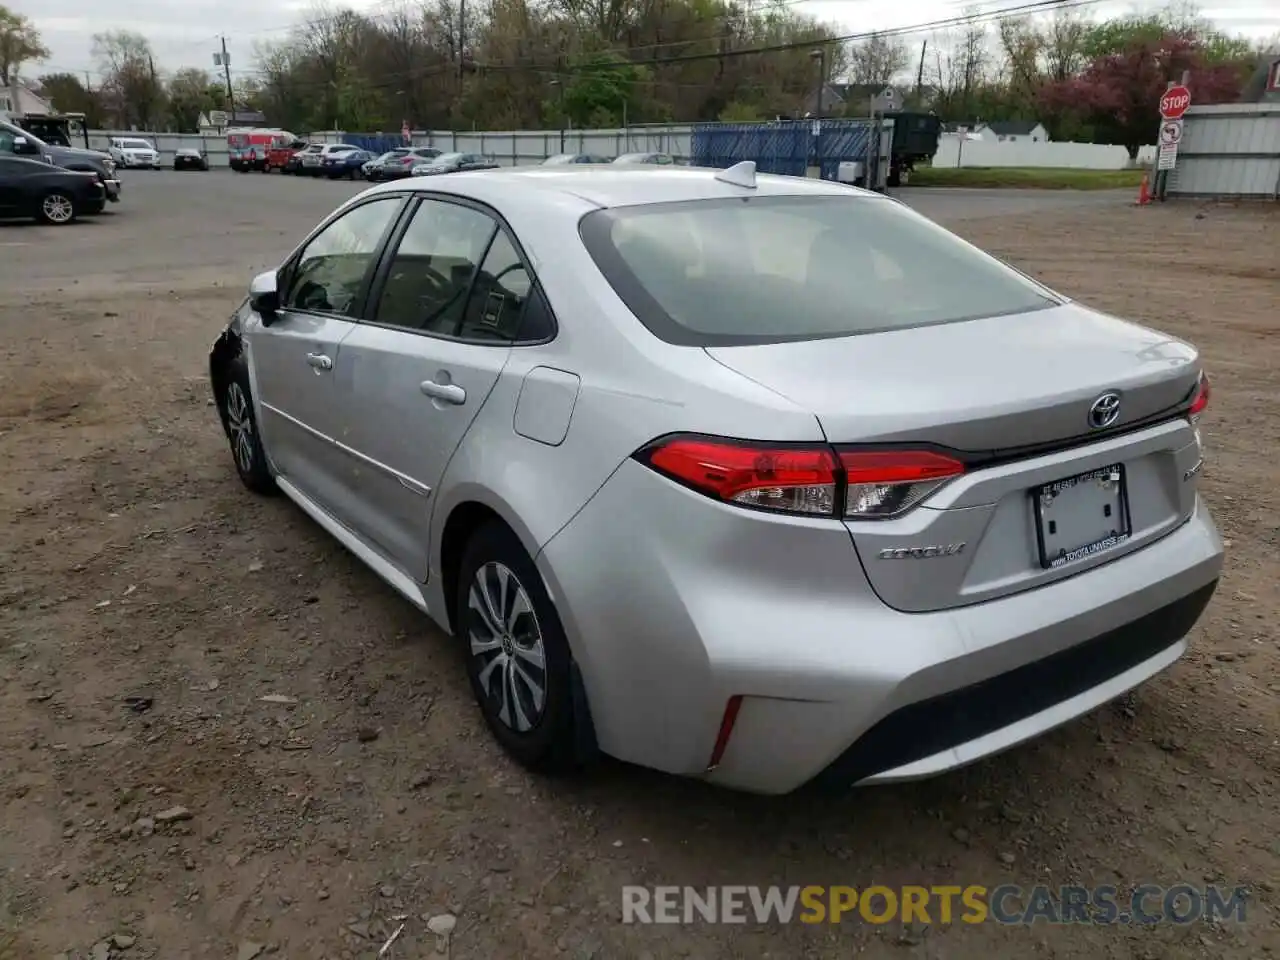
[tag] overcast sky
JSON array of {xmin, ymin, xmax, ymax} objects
[{"xmin": 13, "ymin": 0, "xmax": 1280, "ymax": 81}]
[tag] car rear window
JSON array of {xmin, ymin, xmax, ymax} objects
[{"xmin": 578, "ymin": 194, "xmax": 1058, "ymax": 346}]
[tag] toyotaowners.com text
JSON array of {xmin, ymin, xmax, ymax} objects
[{"xmin": 622, "ymin": 884, "xmax": 1249, "ymax": 926}]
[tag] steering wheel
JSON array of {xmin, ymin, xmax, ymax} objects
[
  {"xmin": 489, "ymin": 262, "xmax": 528, "ymax": 292},
  {"xmin": 295, "ymin": 280, "xmax": 332, "ymax": 312}
]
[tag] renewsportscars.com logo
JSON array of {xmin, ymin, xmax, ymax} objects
[{"xmin": 622, "ymin": 884, "xmax": 1250, "ymax": 926}]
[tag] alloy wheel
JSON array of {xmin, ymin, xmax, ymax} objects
[
  {"xmin": 467, "ymin": 561, "xmax": 547, "ymax": 733},
  {"xmin": 42, "ymin": 194, "xmax": 74, "ymax": 224},
  {"xmin": 225, "ymin": 382, "xmax": 256, "ymax": 474}
]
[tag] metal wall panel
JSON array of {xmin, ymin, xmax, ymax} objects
[{"xmin": 1169, "ymin": 104, "xmax": 1280, "ymax": 199}]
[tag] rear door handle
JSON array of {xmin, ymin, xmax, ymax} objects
[
  {"xmin": 420, "ymin": 380, "xmax": 466, "ymax": 405},
  {"xmin": 306, "ymin": 352, "xmax": 333, "ymax": 371}
]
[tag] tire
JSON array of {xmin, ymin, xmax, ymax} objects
[
  {"xmin": 262, "ymin": 163, "xmax": 271, "ymax": 173},
  {"xmin": 218, "ymin": 358, "xmax": 277, "ymax": 495},
  {"xmin": 37, "ymin": 191, "xmax": 76, "ymax": 225},
  {"xmin": 456, "ymin": 521, "xmax": 580, "ymax": 772}
]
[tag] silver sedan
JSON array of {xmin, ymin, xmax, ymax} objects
[{"xmin": 208, "ymin": 163, "xmax": 1222, "ymax": 794}]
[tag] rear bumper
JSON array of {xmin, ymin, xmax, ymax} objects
[
  {"xmin": 538, "ymin": 458, "xmax": 1223, "ymax": 795},
  {"xmin": 103, "ymin": 178, "xmax": 121, "ymax": 201}
]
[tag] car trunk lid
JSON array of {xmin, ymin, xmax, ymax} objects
[{"xmin": 705, "ymin": 303, "xmax": 1205, "ymax": 612}]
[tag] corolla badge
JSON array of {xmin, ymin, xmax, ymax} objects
[
  {"xmin": 878, "ymin": 543, "xmax": 966, "ymax": 560},
  {"xmin": 1088, "ymin": 392, "xmax": 1122, "ymax": 430}
]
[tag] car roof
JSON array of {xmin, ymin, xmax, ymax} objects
[{"xmin": 362, "ymin": 164, "xmax": 871, "ymax": 210}]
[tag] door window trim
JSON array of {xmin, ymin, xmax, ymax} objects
[
  {"xmin": 277, "ymin": 192, "xmax": 411, "ymax": 321},
  {"xmin": 360, "ymin": 191, "xmax": 558, "ymax": 347}
]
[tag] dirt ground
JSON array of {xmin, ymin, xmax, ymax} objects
[{"xmin": 1, "ymin": 174, "xmax": 1277, "ymax": 960}]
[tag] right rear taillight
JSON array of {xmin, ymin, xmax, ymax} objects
[
  {"xmin": 636, "ymin": 435, "xmax": 963, "ymax": 519},
  {"xmin": 839, "ymin": 449, "xmax": 965, "ymax": 519}
]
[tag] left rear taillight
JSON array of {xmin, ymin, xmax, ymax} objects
[
  {"xmin": 635, "ymin": 435, "xmax": 964, "ymax": 520},
  {"xmin": 641, "ymin": 437, "xmax": 838, "ymax": 516},
  {"xmin": 1188, "ymin": 372, "xmax": 1210, "ymax": 423}
]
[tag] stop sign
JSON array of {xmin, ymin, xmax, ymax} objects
[{"xmin": 1160, "ymin": 85, "xmax": 1191, "ymax": 119}]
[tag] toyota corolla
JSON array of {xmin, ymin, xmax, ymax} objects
[{"xmin": 208, "ymin": 162, "xmax": 1221, "ymax": 794}]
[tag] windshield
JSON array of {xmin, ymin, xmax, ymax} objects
[
  {"xmin": 579, "ymin": 195, "xmax": 1058, "ymax": 346},
  {"xmin": 120, "ymin": 139, "xmax": 152, "ymax": 149}
]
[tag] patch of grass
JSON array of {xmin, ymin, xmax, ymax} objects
[{"xmin": 909, "ymin": 166, "xmax": 1146, "ymax": 190}]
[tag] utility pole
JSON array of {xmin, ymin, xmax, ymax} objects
[
  {"xmin": 457, "ymin": 0, "xmax": 467, "ymax": 80},
  {"xmin": 915, "ymin": 40, "xmax": 928, "ymax": 99},
  {"xmin": 147, "ymin": 55, "xmax": 158, "ymax": 129},
  {"xmin": 219, "ymin": 36, "xmax": 234, "ymax": 114}
]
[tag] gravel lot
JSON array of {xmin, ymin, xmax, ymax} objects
[{"xmin": 1, "ymin": 171, "xmax": 1277, "ymax": 960}]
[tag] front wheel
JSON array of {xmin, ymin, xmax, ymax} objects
[
  {"xmin": 457, "ymin": 522, "xmax": 581, "ymax": 773},
  {"xmin": 217, "ymin": 359, "xmax": 277, "ymax": 495},
  {"xmin": 38, "ymin": 191, "xmax": 76, "ymax": 225}
]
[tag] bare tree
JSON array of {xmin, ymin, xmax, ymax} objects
[
  {"xmin": 0, "ymin": 4, "xmax": 49, "ymax": 88},
  {"xmin": 92, "ymin": 30, "xmax": 165, "ymax": 129},
  {"xmin": 845, "ymin": 32, "xmax": 909, "ymax": 86}
]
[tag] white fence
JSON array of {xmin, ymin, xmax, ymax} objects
[
  {"xmin": 86, "ymin": 123, "xmax": 1165, "ymax": 172},
  {"xmin": 932, "ymin": 135, "xmax": 1156, "ymax": 169},
  {"xmin": 83, "ymin": 125, "xmax": 695, "ymax": 168},
  {"xmin": 418, "ymin": 126, "xmax": 693, "ymax": 164}
]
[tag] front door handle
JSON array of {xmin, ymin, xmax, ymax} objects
[
  {"xmin": 420, "ymin": 380, "xmax": 466, "ymax": 405},
  {"xmin": 306, "ymin": 352, "xmax": 333, "ymax": 371}
]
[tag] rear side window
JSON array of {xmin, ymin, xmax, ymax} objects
[
  {"xmin": 372, "ymin": 199, "xmax": 497, "ymax": 335},
  {"xmin": 579, "ymin": 195, "xmax": 1057, "ymax": 346}
]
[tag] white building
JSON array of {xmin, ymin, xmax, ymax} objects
[{"xmin": 975, "ymin": 120, "xmax": 1050, "ymax": 143}]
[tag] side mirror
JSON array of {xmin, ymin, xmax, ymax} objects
[
  {"xmin": 249, "ymin": 270, "xmax": 280, "ymax": 322},
  {"xmin": 12, "ymin": 136, "xmax": 37, "ymax": 156}
]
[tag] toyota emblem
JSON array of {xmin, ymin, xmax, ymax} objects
[{"xmin": 1088, "ymin": 392, "xmax": 1122, "ymax": 430}]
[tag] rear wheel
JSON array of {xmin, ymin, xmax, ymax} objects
[
  {"xmin": 38, "ymin": 191, "xmax": 76, "ymax": 225},
  {"xmin": 457, "ymin": 521, "xmax": 580, "ymax": 772}
]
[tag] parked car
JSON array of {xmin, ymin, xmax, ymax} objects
[
  {"xmin": 409, "ymin": 152, "xmax": 499, "ymax": 176},
  {"xmin": 208, "ymin": 163, "xmax": 1221, "ymax": 795},
  {"xmin": 282, "ymin": 144, "xmax": 319, "ymax": 175},
  {"xmin": 173, "ymin": 147, "xmax": 209, "ymax": 171},
  {"xmin": 323, "ymin": 148, "xmax": 376, "ymax": 179},
  {"xmin": 0, "ymin": 118, "xmax": 120, "ymax": 204},
  {"xmin": 612, "ymin": 151, "xmax": 680, "ymax": 165},
  {"xmin": 107, "ymin": 136, "xmax": 162, "ymax": 170},
  {"xmin": 542, "ymin": 153, "xmax": 612, "ymax": 165},
  {"xmin": 266, "ymin": 137, "xmax": 309, "ymax": 173},
  {"xmin": 298, "ymin": 144, "xmax": 362, "ymax": 176},
  {"xmin": 0, "ymin": 156, "xmax": 106, "ymax": 224},
  {"xmin": 365, "ymin": 147, "xmax": 444, "ymax": 181}
]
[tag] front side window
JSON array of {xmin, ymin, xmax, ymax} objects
[
  {"xmin": 580, "ymin": 194, "xmax": 1058, "ymax": 346},
  {"xmin": 372, "ymin": 199, "xmax": 497, "ymax": 335},
  {"xmin": 284, "ymin": 197, "xmax": 403, "ymax": 316}
]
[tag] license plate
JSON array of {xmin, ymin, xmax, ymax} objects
[{"xmin": 1033, "ymin": 464, "xmax": 1130, "ymax": 569}]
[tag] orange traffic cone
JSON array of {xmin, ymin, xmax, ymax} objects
[{"xmin": 1135, "ymin": 170, "xmax": 1151, "ymax": 206}]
